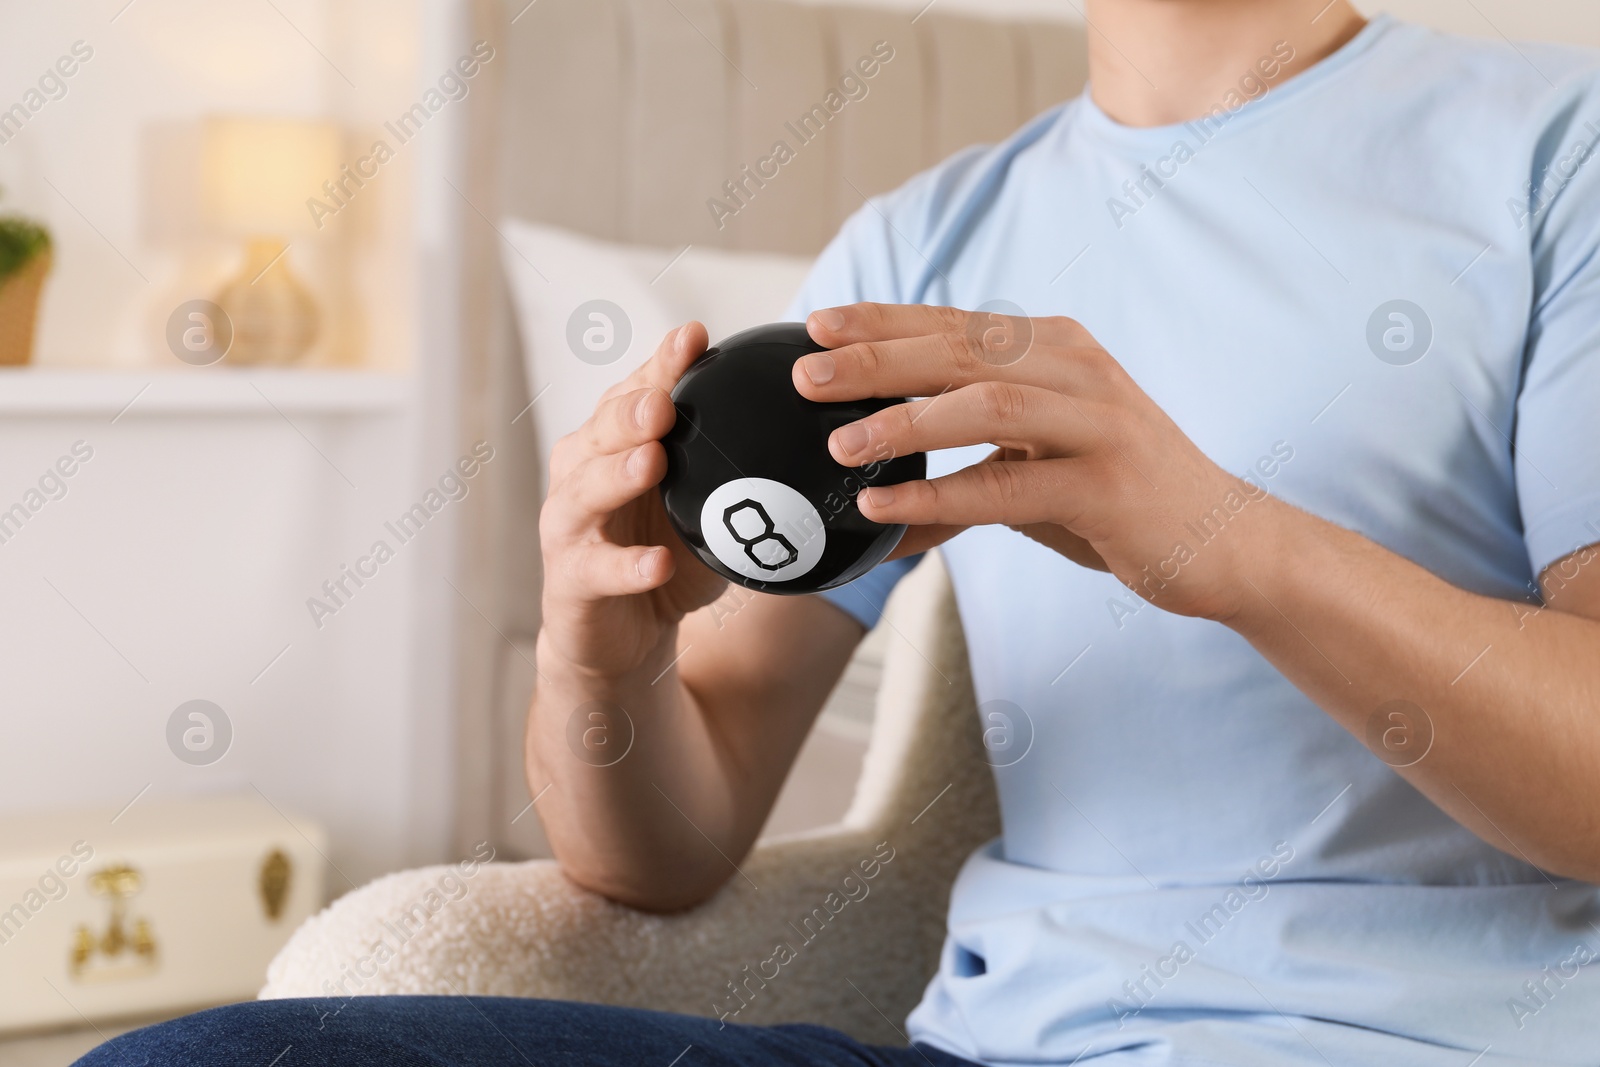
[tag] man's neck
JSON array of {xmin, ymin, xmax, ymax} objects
[{"xmin": 1083, "ymin": 0, "xmax": 1368, "ymax": 127}]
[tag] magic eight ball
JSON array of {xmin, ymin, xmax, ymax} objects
[{"xmin": 659, "ymin": 322, "xmax": 926, "ymax": 594}]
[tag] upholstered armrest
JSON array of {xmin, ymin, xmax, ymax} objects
[
  {"xmin": 264, "ymin": 830, "xmax": 926, "ymax": 1043},
  {"xmin": 262, "ymin": 556, "xmax": 997, "ymax": 1044}
]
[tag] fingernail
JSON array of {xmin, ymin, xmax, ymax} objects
[
  {"xmin": 800, "ymin": 353, "xmax": 835, "ymax": 385},
  {"xmin": 813, "ymin": 308, "xmax": 845, "ymax": 332},
  {"xmin": 626, "ymin": 444, "xmax": 649, "ymax": 477},
  {"xmin": 834, "ymin": 422, "xmax": 870, "ymax": 457},
  {"xmin": 637, "ymin": 547, "xmax": 661, "ymax": 577},
  {"xmin": 862, "ymin": 486, "xmax": 895, "ymax": 508},
  {"xmin": 633, "ymin": 390, "xmax": 654, "ymax": 427}
]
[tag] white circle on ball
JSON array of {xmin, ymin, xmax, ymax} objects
[{"xmin": 700, "ymin": 477, "xmax": 826, "ymax": 583}]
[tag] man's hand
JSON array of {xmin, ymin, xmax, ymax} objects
[
  {"xmin": 538, "ymin": 322, "xmax": 727, "ymax": 681},
  {"xmin": 528, "ymin": 320, "xmax": 869, "ymax": 912},
  {"xmin": 797, "ymin": 301, "xmax": 1600, "ymax": 883},
  {"xmin": 794, "ymin": 302, "xmax": 1274, "ymax": 623}
]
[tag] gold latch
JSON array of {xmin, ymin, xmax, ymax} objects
[
  {"xmin": 70, "ymin": 863, "xmax": 159, "ymax": 982},
  {"xmin": 259, "ymin": 848, "xmax": 292, "ymax": 921}
]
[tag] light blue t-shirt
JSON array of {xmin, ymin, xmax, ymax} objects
[{"xmin": 788, "ymin": 16, "xmax": 1600, "ymax": 1067}]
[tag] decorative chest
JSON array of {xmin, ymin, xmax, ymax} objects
[{"xmin": 0, "ymin": 792, "xmax": 327, "ymax": 1032}]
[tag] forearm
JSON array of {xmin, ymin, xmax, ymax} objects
[
  {"xmin": 527, "ymin": 626, "xmax": 747, "ymax": 911},
  {"xmin": 527, "ymin": 592, "xmax": 863, "ymax": 911},
  {"xmin": 1227, "ymin": 500, "xmax": 1600, "ymax": 880}
]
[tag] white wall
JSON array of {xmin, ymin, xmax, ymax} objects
[
  {"xmin": 0, "ymin": 0, "xmax": 472, "ymax": 888},
  {"xmin": 0, "ymin": 392, "xmax": 421, "ymax": 887}
]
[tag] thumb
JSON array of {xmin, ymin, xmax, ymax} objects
[{"xmin": 887, "ymin": 521, "xmax": 968, "ymax": 559}]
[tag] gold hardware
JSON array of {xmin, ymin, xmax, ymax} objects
[
  {"xmin": 131, "ymin": 918, "xmax": 156, "ymax": 956},
  {"xmin": 259, "ymin": 848, "xmax": 292, "ymax": 921},
  {"xmin": 70, "ymin": 862, "xmax": 159, "ymax": 982},
  {"xmin": 69, "ymin": 927, "xmax": 94, "ymax": 972},
  {"xmin": 89, "ymin": 865, "xmax": 142, "ymax": 899}
]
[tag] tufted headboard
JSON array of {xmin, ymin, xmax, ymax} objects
[{"xmin": 451, "ymin": 0, "xmax": 1088, "ymax": 855}]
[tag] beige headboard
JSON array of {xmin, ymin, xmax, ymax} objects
[
  {"xmin": 452, "ymin": 0, "xmax": 1088, "ymax": 855},
  {"xmin": 497, "ymin": 0, "xmax": 1086, "ymax": 252}
]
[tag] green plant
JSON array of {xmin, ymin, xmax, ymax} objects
[
  {"xmin": 0, "ymin": 184, "xmax": 51, "ymax": 283},
  {"xmin": 0, "ymin": 217, "xmax": 50, "ymax": 282}
]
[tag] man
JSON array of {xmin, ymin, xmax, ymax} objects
[{"xmin": 83, "ymin": 0, "xmax": 1600, "ymax": 1064}]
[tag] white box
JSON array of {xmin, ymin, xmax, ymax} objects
[{"xmin": 0, "ymin": 792, "xmax": 327, "ymax": 1033}]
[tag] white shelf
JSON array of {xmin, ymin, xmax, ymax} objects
[{"xmin": 0, "ymin": 368, "xmax": 410, "ymax": 416}]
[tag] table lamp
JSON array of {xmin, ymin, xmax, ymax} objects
[{"xmin": 202, "ymin": 116, "xmax": 341, "ymax": 365}]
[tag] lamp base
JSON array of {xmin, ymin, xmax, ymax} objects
[{"xmin": 213, "ymin": 239, "xmax": 318, "ymax": 366}]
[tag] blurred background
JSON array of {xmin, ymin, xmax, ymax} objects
[{"xmin": 0, "ymin": 0, "xmax": 1595, "ymax": 1061}]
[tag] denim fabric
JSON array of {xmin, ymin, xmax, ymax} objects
[{"xmin": 75, "ymin": 996, "xmax": 981, "ymax": 1067}]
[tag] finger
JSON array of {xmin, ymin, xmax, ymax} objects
[
  {"xmin": 828, "ymin": 383, "xmax": 1103, "ymax": 466},
  {"xmin": 642, "ymin": 319, "xmax": 709, "ymax": 391},
  {"xmin": 584, "ymin": 387, "xmax": 675, "ymax": 456},
  {"xmin": 553, "ymin": 387, "xmax": 675, "ymax": 483},
  {"xmin": 885, "ymin": 447, "xmax": 1005, "ymax": 558},
  {"xmin": 806, "ymin": 302, "xmax": 1092, "ymax": 349},
  {"xmin": 793, "ymin": 332, "xmax": 1116, "ymax": 404},
  {"xmin": 542, "ymin": 443, "xmax": 666, "ymax": 542},
  {"xmin": 891, "ymin": 516, "xmax": 1108, "ymax": 570},
  {"xmin": 549, "ymin": 542, "xmax": 675, "ymax": 601},
  {"xmin": 569, "ymin": 325, "xmax": 700, "ymax": 480},
  {"xmin": 597, "ymin": 321, "xmax": 710, "ymax": 405},
  {"xmin": 856, "ymin": 459, "xmax": 1085, "ymax": 529},
  {"xmin": 887, "ymin": 522, "xmax": 968, "ymax": 559}
]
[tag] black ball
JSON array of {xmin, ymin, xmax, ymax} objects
[{"xmin": 659, "ymin": 322, "xmax": 925, "ymax": 594}]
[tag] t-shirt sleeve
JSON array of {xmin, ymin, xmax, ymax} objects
[
  {"xmin": 785, "ymin": 202, "xmax": 923, "ymax": 628},
  {"xmin": 1515, "ymin": 79, "xmax": 1600, "ymax": 580}
]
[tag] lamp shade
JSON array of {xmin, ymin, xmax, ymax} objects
[{"xmin": 201, "ymin": 116, "xmax": 342, "ymax": 237}]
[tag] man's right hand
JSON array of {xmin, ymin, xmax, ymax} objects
[
  {"xmin": 536, "ymin": 322, "xmax": 727, "ymax": 681},
  {"xmin": 527, "ymin": 319, "xmax": 869, "ymax": 913}
]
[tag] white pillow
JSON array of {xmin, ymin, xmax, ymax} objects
[{"xmin": 499, "ymin": 219, "xmax": 815, "ymax": 474}]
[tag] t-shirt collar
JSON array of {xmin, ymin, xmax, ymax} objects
[{"xmin": 1072, "ymin": 13, "xmax": 1397, "ymax": 150}]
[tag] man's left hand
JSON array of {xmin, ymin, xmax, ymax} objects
[{"xmin": 794, "ymin": 302, "xmax": 1281, "ymax": 623}]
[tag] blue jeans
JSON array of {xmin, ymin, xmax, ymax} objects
[{"xmin": 75, "ymin": 996, "xmax": 980, "ymax": 1066}]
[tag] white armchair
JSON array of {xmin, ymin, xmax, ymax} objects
[{"xmin": 261, "ymin": 556, "xmax": 998, "ymax": 1045}]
